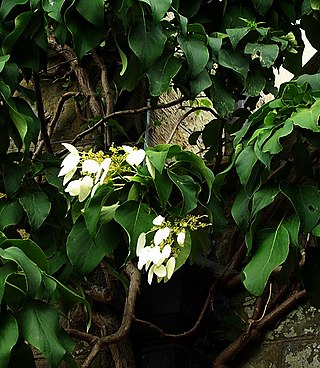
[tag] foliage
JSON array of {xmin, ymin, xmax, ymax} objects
[{"xmin": 0, "ymin": 0, "xmax": 320, "ymax": 367}]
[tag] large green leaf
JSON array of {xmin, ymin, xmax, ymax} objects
[
  {"xmin": 0, "ymin": 55, "xmax": 10, "ymax": 73},
  {"xmin": 218, "ymin": 49, "xmax": 249, "ymax": 79},
  {"xmin": 262, "ymin": 119, "xmax": 294, "ymax": 154},
  {"xmin": 226, "ymin": 27, "xmax": 251, "ymax": 49},
  {"xmin": 76, "ymin": 0, "xmax": 104, "ymax": 26},
  {"xmin": 280, "ymin": 184, "xmax": 320, "ymax": 233},
  {"xmin": 0, "ymin": 313, "xmax": 19, "ymax": 368},
  {"xmin": 18, "ymin": 301, "xmax": 75, "ymax": 368},
  {"xmin": 167, "ymin": 170, "xmax": 199, "ymax": 214},
  {"xmin": 0, "ymin": 246, "xmax": 42, "ymax": 297},
  {"xmin": 154, "ymin": 170, "xmax": 173, "ymax": 208},
  {"xmin": 190, "ymin": 68, "xmax": 212, "ymax": 97},
  {"xmin": 0, "ymin": 262, "xmax": 16, "ymax": 305},
  {"xmin": 235, "ymin": 146, "xmax": 258, "ymax": 186},
  {"xmin": 139, "ymin": 0, "xmax": 172, "ymax": 22},
  {"xmin": 146, "ymin": 54, "xmax": 181, "ymax": 96},
  {"xmin": 19, "ymin": 190, "xmax": 51, "ymax": 231},
  {"xmin": 290, "ymin": 98, "xmax": 320, "ymax": 132},
  {"xmin": 0, "ymin": 0, "xmax": 28, "ymax": 21},
  {"xmin": 178, "ymin": 34, "xmax": 209, "ymax": 79},
  {"xmin": 67, "ymin": 216, "xmax": 119, "ymax": 274},
  {"xmin": 129, "ymin": 18, "xmax": 167, "ymax": 69},
  {"xmin": 231, "ymin": 188, "xmax": 250, "ymax": 231},
  {"xmin": 251, "ymin": 186, "xmax": 279, "ymax": 218},
  {"xmin": 245, "ymin": 70, "xmax": 266, "ymax": 97},
  {"xmin": 145, "ymin": 144, "xmax": 181, "ymax": 174},
  {"xmin": 4, "ymin": 161, "xmax": 31, "ymax": 197},
  {"xmin": 114, "ymin": 201, "xmax": 155, "ymax": 256},
  {"xmin": 210, "ymin": 77, "xmax": 235, "ymax": 117},
  {"xmin": 252, "ymin": 0, "xmax": 273, "ymax": 15},
  {"xmin": 244, "ymin": 43, "xmax": 279, "ymax": 68},
  {"xmin": 0, "ymin": 198, "xmax": 23, "ymax": 230},
  {"xmin": 243, "ymin": 224, "xmax": 290, "ymax": 295}
]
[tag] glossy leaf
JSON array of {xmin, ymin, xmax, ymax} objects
[
  {"xmin": 262, "ymin": 119, "xmax": 294, "ymax": 154},
  {"xmin": 18, "ymin": 301, "xmax": 75, "ymax": 368},
  {"xmin": 231, "ymin": 188, "xmax": 250, "ymax": 231},
  {"xmin": 210, "ymin": 77, "xmax": 235, "ymax": 117},
  {"xmin": 245, "ymin": 70, "xmax": 266, "ymax": 96},
  {"xmin": 290, "ymin": 99, "xmax": 320, "ymax": 132},
  {"xmin": 0, "ymin": 262, "xmax": 16, "ymax": 305},
  {"xmin": 244, "ymin": 43, "xmax": 279, "ymax": 68},
  {"xmin": 243, "ymin": 224, "xmax": 290, "ymax": 295},
  {"xmin": 251, "ymin": 186, "xmax": 279, "ymax": 218},
  {"xmin": 19, "ymin": 190, "xmax": 51, "ymax": 231},
  {"xmin": 218, "ymin": 49, "xmax": 249, "ymax": 79},
  {"xmin": 0, "ymin": 198, "xmax": 23, "ymax": 230},
  {"xmin": 235, "ymin": 146, "xmax": 258, "ymax": 186},
  {"xmin": 226, "ymin": 27, "xmax": 251, "ymax": 49},
  {"xmin": 0, "ymin": 0, "xmax": 28, "ymax": 21},
  {"xmin": 140, "ymin": 0, "xmax": 172, "ymax": 22},
  {"xmin": 76, "ymin": 0, "xmax": 104, "ymax": 26},
  {"xmin": 0, "ymin": 313, "xmax": 19, "ymax": 368}
]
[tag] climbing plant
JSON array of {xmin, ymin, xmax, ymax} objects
[{"xmin": 0, "ymin": 0, "xmax": 320, "ymax": 367}]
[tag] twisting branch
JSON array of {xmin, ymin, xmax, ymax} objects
[
  {"xmin": 81, "ymin": 341, "xmax": 103, "ymax": 368},
  {"xmin": 32, "ymin": 72, "xmax": 53, "ymax": 155}
]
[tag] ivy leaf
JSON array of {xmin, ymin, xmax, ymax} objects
[
  {"xmin": 0, "ymin": 246, "xmax": 42, "ymax": 297},
  {"xmin": 235, "ymin": 146, "xmax": 258, "ymax": 186},
  {"xmin": 76, "ymin": 0, "xmax": 104, "ymax": 26},
  {"xmin": 114, "ymin": 201, "xmax": 155, "ymax": 256},
  {"xmin": 178, "ymin": 34, "xmax": 209, "ymax": 79},
  {"xmin": 226, "ymin": 27, "xmax": 251, "ymax": 49},
  {"xmin": 231, "ymin": 188, "xmax": 250, "ymax": 231},
  {"xmin": 167, "ymin": 170, "xmax": 199, "ymax": 214},
  {"xmin": 243, "ymin": 224, "xmax": 290, "ymax": 295},
  {"xmin": 19, "ymin": 190, "xmax": 51, "ymax": 231},
  {"xmin": 290, "ymin": 98, "xmax": 320, "ymax": 132},
  {"xmin": 18, "ymin": 301, "xmax": 75, "ymax": 368},
  {"xmin": 218, "ymin": 49, "xmax": 249, "ymax": 79},
  {"xmin": 139, "ymin": 0, "xmax": 172, "ymax": 22},
  {"xmin": 146, "ymin": 54, "xmax": 181, "ymax": 96},
  {"xmin": 280, "ymin": 184, "xmax": 320, "ymax": 233},
  {"xmin": 67, "ymin": 216, "xmax": 120, "ymax": 274},
  {"xmin": 244, "ymin": 43, "xmax": 279, "ymax": 68},
  {"xmin": 262, "ymin": 119, "xmax": 294, "ymax": 154},
  {"xmin": 129, "ymin": 18, "xmax": 167, "ymax": 70},
  {"xmin": 0, "ymin": 198, "xmax": 23, "ymax": 230},
  {"xmin": 251, "ymin": 186, "xmax": 279, "ymax": 218},
  {"xmin": 0, "ymin": 313, "xmax": 19, "ymax": 368}
]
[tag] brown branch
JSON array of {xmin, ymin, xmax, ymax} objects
[
  {"xmin": 66, "ymin": 329, "xmax": 98, "ymax": 345},
  {"xmin": 134, "ymin": 281, "xmax": 215, "ymax": 339},
  {"xmin": 32, "ymin": 72, "xmax": 52, "ymax": 155},
  {"xmin": 81, "ymin": 341, "xmax": 103, "ymax": 368},
  {"xmin": 211, "ymin": 289, "xmax": 307, "ymax": 367}
]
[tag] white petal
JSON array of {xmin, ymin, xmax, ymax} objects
[
  {"xmin": 149, "ymin": 245, "xmax": 162, "ymax": 264},
  {"xmin": 62, "ymin": 143, "xmax": 79, "ymax": 154},
  {"xmin": 122, "ymin": 145, "xmax": 133, "ymax": 154},
  {"xmin": 154, "ymin": 264, "xmax": 166, "ymax": 278},
  {"xmin": 162, "ymin": 244, "xmax": 171, "ymax": 259},
  {"xmin": 63, "ymin": 167, "xmax": 77, "ymax": 185},
  {"xmin": 59, "ymin": 153, "xmax": 80, "ymax": 176},
  {"xmin": 154, "ymin": 227, "xmax": 170, "ymax": 246},
  {"xmin": 136, "ymin": 233, "xmax": 146, "ymax": 257},
  {"xmin": 148, "ymin": 265, "xmax": 155, "ymax": 284},
  {"xmin": 96, "ymin": 158, "xmax": 112, "ymax": 184},
  {"xmin": 153, "ymin": 215, "xmax": 165, "ymax": 226},
  {"xmin": 177, "ymin": 231, "xmax": 186, "ymax": 246},
  {"xmin": 138, "ymin": 247, "xmax": 151, "ymax": 270},
  {"xmin": 65, "ymin": 180, "xmax": 81, "ymax": 196},
  {"xmin": 82, "ymin": 159, "xmax": 100, "ymax": 173},
  {"xmin": 126, "ymin": 149, "xmax": 146, "ymax": 166},
  {"xmin": 166, "ymin": 257, "xmax": 176, "ymax": 280},
  {"xmin": 78, "ymin": 176, "xmax": 94, "ymax": 202}
]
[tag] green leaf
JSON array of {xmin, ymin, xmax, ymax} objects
[
  {"xmin": 129, "ymin": 18, "xmax": 167, "ymax": 69},
  {"xmin": 311, "ymin": 0, "xmax": 320, "ymax": 10},
  {"xmin": 44, "ymin": 167, "xmax": 64, "ymax": 193},
  {"xmin": 0, "ymin": 198, "xmax": 23, "ymax": 230},
  {"xmin": 100, "ymin": 203, "xmax": 120, "ymax": 223},
  {"xmin": 280, "ymin": 184, "xmax": 320, "ymax": 233},
  {"xmin": 235, "ymin": 146, "xmax": 258, "ymax": 186},
  {"xmin": 0, "ymin": 0, "xmax": 28, "ymax": 21},
  {"xmin": 283, "ymin": 214, "xmax": 300, "ymax": 247},
  {"xmin": 2, "ymin": 11, "xmax": 33, "ymax": 54},
  {"xmin": 7, "ymin": 99, "xmax": 28, "ymax": 144},
  {"xmin": 145, "ymin": 144, "xmax": 181, "ymax": 174},
  {"xmin": 4, "ymin": 161, "xmax": 31, "ymax": 197},
  {"xmin": 67, "ymin": 217, "xmax": 120, "ymax": 274},
  {"xmin": 114, "ymin": 201, "xmax": 155, "ymax": 256},
  {"xmin": 18, "ymin": 301, "xmax": 75, "ymax": 368},
  {"xmin": 226, "ymin": 27, "xmax": 251, "ymax": 49},
  {"xmin": 139, "ymin": 0, "xmax": 172, "ymax": 22},
  {"xmin": 252, "ymin": 0, "xmax": 273, "ymax": 15},
  {"xmin": 244, "ymin": 43, "xmax": 279, "ymax": 68},
  {"xmin": 231, "ymin": 188, "xmax": 250, "ymax": 231},
  {"xmin": 245, "ymin": 70, "xmax": 266, "ymax": 97},
  {"xmin": 262, "ymin": 119, "xmax": 294, "ymax": 154},
  {"xmin": 154, "ymin": 170, "xmax": 173, "ymax": 208},
  {"xmin": 218, "ymin": 49, "xmax": 249, "ymax": 79},
  {"xmin": 0, "ymin": 313, "xmax": 19, "ymax": 368},
  {"xmin": 83, "ymin": 184, "xmax": 113, "ymax": 237},
  {"xmin": 251, "ymin": 186, "xmax": 279, "ymax": 218},
  {"xmin": 178, "ymin": 34, "xmax": 209, "ymax": 79},
  {"xmin": 290, "ymin": 98, "xmax": 320, "ymax": 132},
  {"xmin": 243, "ymin": 224, "xmax": 290, "ymax": 295},
  {"xmin": 147, "ymin": 54, "xmax": 181, "ymax": 96},
  {"xmin": 0, "ymin": 262, "xmax": 16, "ymax": 305},
  {"xmin": 190, "ymin": 68, "xmax": 212, "ymax": 98},
  {"xmin": 76, "ymin": 0, "xmax": 104, "ymax": 26},
  {"xmin": 19, "ymin": 190, "xmax": 51, "ymax": 231},
  {"xmin": 210, "ymin": 77, "xmax": 235, "ymax": 117},
  {"xmin": 167, "ymin": 170, "xmax": 199, "ymax": 214},
  {"xmin": 0, "ymin": 246, "xmax": 42, "ymax": 297},
  {"xmin": 0, "ymin": 55, "xmax": 10, "ymax": 73}
]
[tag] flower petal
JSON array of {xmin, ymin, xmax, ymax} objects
[
  {"xmin": 154, "ymin": 227, "xmax": 170, "ymax": 246},
  {"xmin": 166, "ymin": 257, "xmax": 176, "ymax": 280},
  {"xmin": 82, "ymin": 159, "xmax": 100, "ymax": 174},
  {"xmin": 126, "ymin": 149, "xmax": 146, "ymax": 166},
  {"xmin": 148, "ymin": 265, "xmax": 155, "ymax": 284},
  {"xmin": 154, "ymin": 264, "xmax": 166, "ymax": 278},
  {"xmin": 63, "ymin": 167, "xmax": 77, "ymax": 185},
  {"xmin": 62, "ymin": 143, "xmax": 79, "ymax": 154},
  {"xmin": 65, "ymin": 179, "xmax": 81, "ymax": 196},
  {"xmin": 162, "ymin": 244, "xmax": 171, "ymax": 258},
  {"xmin": 136, "ymin": 233, "xmax": 146, "ymax": 257},
  {"xmin": 153, "ymin": 215, "xmax": 165, "ymax": 226},
  {"xmin": 78, "ymin": 176, "xmax": 94, "ymax": 202},
  {"xmin": 177, "ymin": 231, "xmax": 186, "ymax": 246}
]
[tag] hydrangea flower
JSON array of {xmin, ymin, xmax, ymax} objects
[
  {"xmin": 58, "ymin": 143, "xmax": 80, "ymax": 184},
  {"xmin": 65, "ymin": 175, "xmax": 94, "ymax": 202},
  {"xmin": 122, "ymin": 145, "xmax": 145, "ymax": 166}
]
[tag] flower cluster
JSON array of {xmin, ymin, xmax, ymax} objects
[
  {"xmin": 136, "ymin": 214, "xmax": 209, "ymax": 284},
  {"xmin": 58, "ymin": 143, "xmax": 145, "ymax": 202}
]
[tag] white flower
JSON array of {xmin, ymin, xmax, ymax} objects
[
  {"xmin": 153, "ymin": 215, "xmax": 165, "ymax": 226},
  {"xmin": 153, "ymin": 227, "xmax": 170, "ymax": 246},
  {"xmin": 166, "ymin": 257, "xmax": 176, "ymax": 280},
  {"xmin": 177, "ymin": 231, "xmax": 186, "ymax": 246},
  {"xmin": 97, "ymin": 157, "xmax": 112, "ymax": 184},
  {"xmin": 65, "ymin": 176, "xmax": 94, "ymax": 202},
  {"xmin": 162, "ymin": 244, "xmax": 171, "ymax": 258},
  {"xmin": 58, "ymin": 143, "xmax": 80, "ymax": 183},
  {"xmin": 82, "ymin": 159, "xmax": 100, "ymax": 174},
  {"xmin": 148, "ymin": 264, "xmax": 167, "ymax": 284},
  {"xmin": 123, "ymin": 145, "xmax": 146, "ymax": 166},
  {"xmin": 136, "ymin": 233, "xmax": 146, "ymax": 257}
]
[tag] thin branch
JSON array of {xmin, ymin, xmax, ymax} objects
[
  {"xmin": 32, "ymin": 72, "xmax": 52, "ymax": 154},
  {"xmin": 134, "ymin": 281, "xmax": 215, "ymax": 339},
  {"xmin": 81, "ymin": 341, "xmax": 103, "ymax": 368},
  {"xmin": 66, "ymin": 329, "xmax": 98, "ymax": 345}
]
